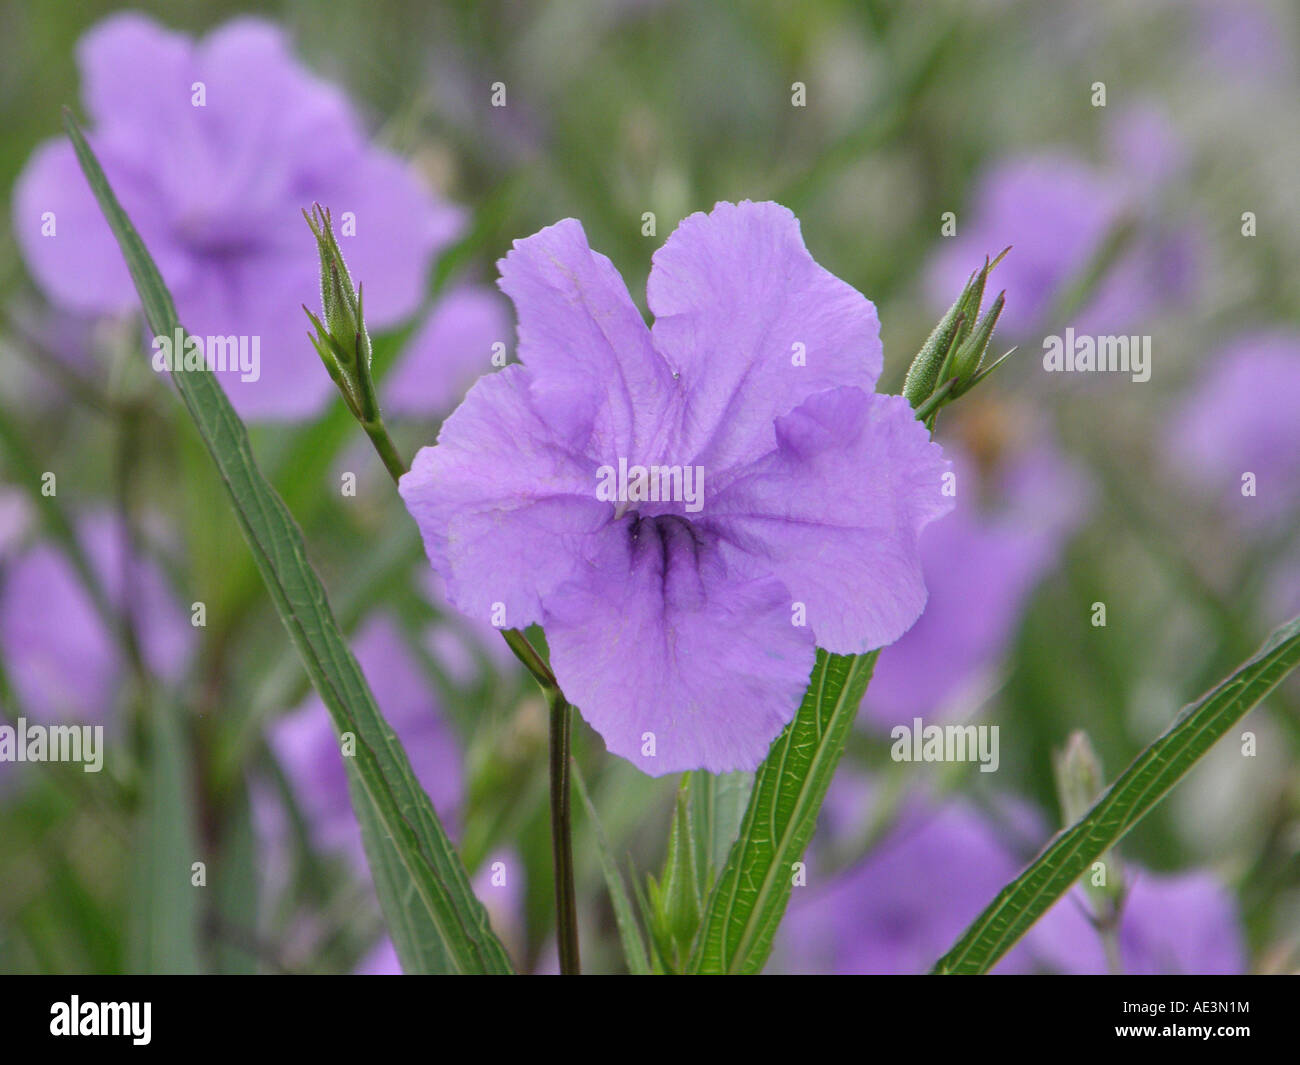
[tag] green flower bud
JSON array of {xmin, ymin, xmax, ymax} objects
[
  {"xmin": 645, "ymin": 782, "xmax": 703, "ymax": 972},
  {"xmin": 902, "ymin": 270, "xmax": 972, "ymax": 411},
  {"xmin": 903, "ymin": 248, "xmax": 1011, "ymax": 425},
  {"xmin": 1053, "ymin": 730, "xmax": 1104, "ymax": 826},
  {"xmin": 303, "ymin": 203, "xmax": 376, "ymax": 419},
  {"xmin": 945, "ymin": 290, "xmax": 1005, "ymax": 397}
]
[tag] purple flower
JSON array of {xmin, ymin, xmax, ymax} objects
[
  {"xmin": 399, "ymin": 201, "xmax": 952, "ymax": 775},
  {"xmin": 777, "ymin": 795, "xmax": 1046, "ymax": 974},
  {"xmin": 1191, "ymin": 0, "xmax": 1297, "ymax": 83},
  {"xmin": 420, "ymin": 568, "xmax": 520, "ymax": 687},
  {"xmin": 1031, "ymin": 872, "xmax": 1246, "ymax": 975},
  {"xmin": 262, "ymin": 613, "xmax": 530, "ymax": 973},
  {"xmin": 12, "ymin": 13, "xmax": 462, "ymax": 419},
  {"xmin": 864, "ymin": 428, "xmax": 1088, "ymax": 726},
  {"xmin": 265, "ymin": 613, "xmax": 462, "ymax": 867},
  {"xmin": 927, "ymin": 153, "xmax": 1124, "ymax": 339},
  {"xmin": 1169, "ymin": 330, "xmax": 1300, "ymax": 527},
  {"xmin": 927, "ymin": 123, "xmax": 1200, "ymax": 340},
  {"xmin": 1104, "ymin": 104, "xmax": 1186, "ymax": 195},
  {"xmin": 383, "ymin": 286, "xmax": 513, "ymax": 419},
  {"xmin": 777, "ymin": 789, "xmax": 1245, "ymax": 975},
  {"xmin": 0, "ymin": 512, "xmax": 191, "ymax": 724}
]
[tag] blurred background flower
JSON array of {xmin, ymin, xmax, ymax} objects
[{"xmin": 11, "ymin": 13, "xmax": 467, "ymax": 419}]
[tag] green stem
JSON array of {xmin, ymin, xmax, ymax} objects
[
  {"xmin": 548, "ymin": 689, "xmax": 581, "ymax": 974},
  {"xmin": 361, "ymin": 419, "xmax": 409, "ymax": 486}
]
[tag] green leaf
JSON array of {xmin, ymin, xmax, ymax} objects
[
  {"xmin": 573, "ymin": 767, "xmax": 653, "ymax": 975},
  {"xmin": 687, "ymin": 769, "xmax": 753, "ymax": 899},
  {"xmin": 129, "ymin": 700, "xmax": 202, "ymax": 974},
  {"xmin": 933, "ymin": 613, "xmax": 1300, "ymax": 975},
  {"xmin": 689, "ymin": 649, "xmax": 879, "ymax": 974},
  {"xmin": 64, "ymin": 110, "xmax": 512, "ymax": 975},
  {"xmin": 348, "ymin": 765, "xmax": 453, "ymax": 973}
]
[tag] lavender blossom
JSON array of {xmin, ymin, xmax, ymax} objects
[
  {"xmin": 1170, "ymin": 330, "xmax": 1300, "ymax": 528},
  {"xmin": 865, "ymin": 428, "xmax": 1088, "ymax": 727},
  {"xmin": 12, "ymin": 13, "xmax": 463, "ymax": 419},
  {"xmin": 777, "ymin": 796, "xmax": 1047, "ymax": 974},
  {"xmin": 1031, "ymin": 871, "xmax": 1246, "ymax": 975},
  {"xmin": 778, "ymin": 790, "xmax": 1245, "ymax": 974},
  {"xmin": 926, "ymin": 112, "xmax": 1200, "ymax": 341},
  {"xmin": 399, "ymin": 201, "xmax": 952, "ymax": 775},
  {"xmin": 0, "ymin": 512, "xmax": 191, "ymax": 724},
  {"xmin": 383, "ymin": 286, "xmax": 513, "ymax": 419}
]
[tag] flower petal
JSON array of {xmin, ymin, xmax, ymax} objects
[
  {"xmin": 497, "ymin": 218, "xmax": 678, "ymax": 462},
  {"xmin": 399, "ymin": 365, "xmax": 610, "ymax": 630},
  {"xmin": 325, "ymin": 149, "xmax": 464, "ymax": 328},
  {"xmin": 864, "ymin": 442, "xmax": 1087, "ymax": 726},
  {"xmin": 545, "ymin": 516, "xmax": 815, "ymax": 775},
  {"xmin": 167, "ymin": 243, "xmax": 330, "ymax": 420},
  {"xmin": 12, "ymin": 139, "xmax": 191, "ymax": 316},
  {"xmin": 269, "ymin": 613, "xmax": 462, "ymax": 865},
  {"xmin": 77, "ymin": 13, "xmax": 194, "ymax": 142},
  {"xmin": 647, "ymin": 201, "xmax": 881, "ymax": 475},
  {"xmin": 707, "ymin": 388, "xmax": 952, "ymax": 654}
]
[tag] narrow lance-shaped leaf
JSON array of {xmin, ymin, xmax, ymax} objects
[
  {"xmin": 63, "ymin": 110, "xmax": 512, "ymax": 974},
  {"xmin": 933, "ymin": 613, "xmax": 1300, "ymax": 974},
  {"xmin": 687, "ymin": 769, "xmax": 753, "ymax": 899},
  {"xmin": 689, "ymin": 650, "xmax": 879, "ymax": 974}
]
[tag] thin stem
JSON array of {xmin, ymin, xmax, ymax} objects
[
  {"xmin": 549, "ymin": 690, "xmax": 581, "ymax": 974},
  {"xmin": 361, "ymin": 419, "xmax": 409, "ymax": 486},
  {"xmin": 354, "ymin": 406, "xmax": 582, "ymax": 972},
  {"xmin": 1101, "ymin": 926, "xmax": 1125, "ymax": 976}
]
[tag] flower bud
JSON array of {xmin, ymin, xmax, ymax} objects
[
  {"xmin": 904, "ymin": 248, "xmax": 1010, "ymax": 424},
  {"xmin": 946, "ymin": 290, "xmax": 1005, "ymax": 397},
  {"xmin": 1053, "ymin": 729, "xmax": 1104, "ymax": 825},
  {"xmin": 1054, "ymin": 730, "xmax": 1126, "ymax": 911},
  {"xmin": 303, "ymin": 203, "xmax": 374, "ymax": 417}
]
